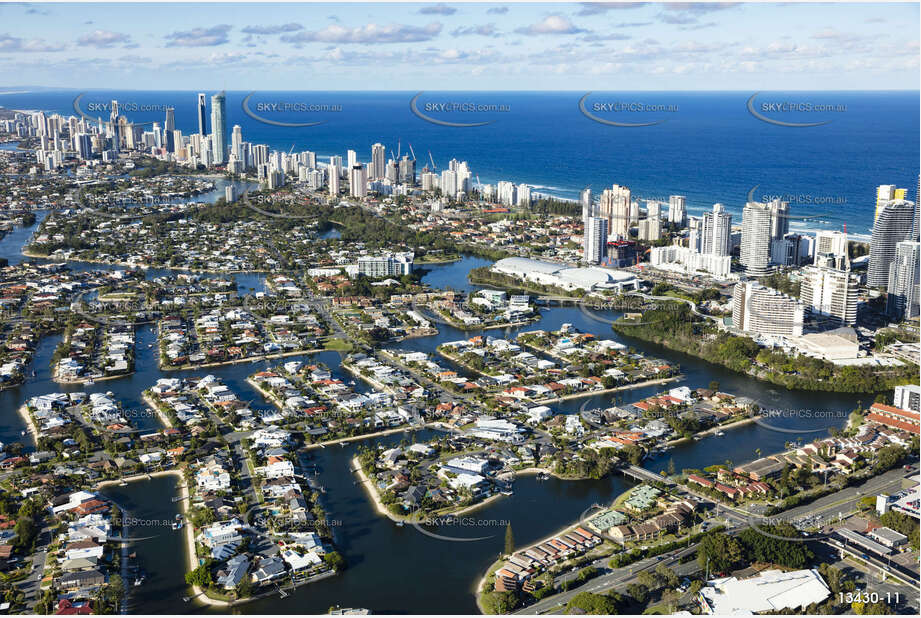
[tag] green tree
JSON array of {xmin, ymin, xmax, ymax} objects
[
  {"xmin": 566, "ymin": 592, "xmax": 618, "ymax": 614},
  {"xmin": 481, "ymin": 590, "xmax": 518, "ymax": 614},
  {"xmin": 323, "ymin": 550, "xmax": 347, "ymax": 571},
  {"xmin": 106, "ymin": 574, "xmax": 125, "ymax": 608},
  {"xmin": 236, "ymin": 576, "xmax": 253, "ymax": 598},
  {"xmin": 626, "ymin": 582, "xmax": 647, "ymax": 604},
  {"xmin": 185, "ymin": 563, "xmax": 213, "ymax": 588}
]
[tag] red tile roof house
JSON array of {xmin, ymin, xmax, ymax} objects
[
  {"xmin": 687, "ymin": 474, "xmax": 714, "ymax": 488},
  {"xmin": 867, "ymin": 403, "xmax": 920, "ymax": 435},
  {"xmin": 715, "ymin": 483, "xmax": 741, "ymax": 500}
]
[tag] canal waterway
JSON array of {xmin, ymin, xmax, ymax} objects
[{"xmin": 0, "ymin": 212, "xmax": 866, "ymax": 614}]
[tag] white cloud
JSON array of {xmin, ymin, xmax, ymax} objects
[
  {"xmin": 281, "ymin": 22, "xmax": 443, "ymax": 45},
  {"xmin": 516, "ymin": 15, "xmax": 587, "ymax": 36}
]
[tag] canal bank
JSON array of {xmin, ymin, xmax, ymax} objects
[{"xmin": 0, "ymin": 227, "xmax": 875, "ymax": 614}]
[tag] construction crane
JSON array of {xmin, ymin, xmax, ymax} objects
[
  {"xmin": 428, "ymin": 151, "xmax": 437, "ymax": 170},
  {"xmin": 408, "ymin": 143, "xmax": 416, "ymax": 161},
  {"xmin": 397, "ymin": 140, "xmax": 401, "ymax": 159}
]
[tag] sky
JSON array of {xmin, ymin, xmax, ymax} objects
[{"xmin": 0, "ymin": 1, "xmax": 918, "ymax": 90}]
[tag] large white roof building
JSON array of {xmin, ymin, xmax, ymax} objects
[
  {"xmin": 491, "ymin": 257, "xmax": 639, "ymax": 292},
  {"xmin": 699, "ymin": 569, "xmax": 831, "ymax": 615}
]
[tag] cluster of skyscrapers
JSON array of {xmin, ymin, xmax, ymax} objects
[{"xmin": 578, "ymin": 177, "xmax": 918, "ymax": 338}]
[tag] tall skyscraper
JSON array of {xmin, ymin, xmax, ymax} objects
[
  {"xmin": 371, "ymin": 143, "xmax": 386, "ymax": 180},
  {"xmin": 328, "ymin": 165, "xmax": 340, "ymax": 196},
  {"xmin": 108, "ymin": 99, "xmax": 120, "ymax": 151},
  {"xmin": 732, "ymin": 281, "xmax": 804, "ymax": 337},
  {"xmin": 231, "ymin": 125, "xmax": 243, "ymax": 162},
  {"xmin": 349, "ymin": 163, "xmax": 367, "ymax": 198},
  {"xmin": 164, "ymin": 107, "xmax": 175, "ymax": 153},
  {"xmin": 701, "ymin": 203, "xmax": 732, "ymax": 256},
  {"xmin": 799, "ymin": 265, "xmax": 859, "ymax": 325},
  {"xmin": 398, "ymin": 155, "xmax": 416, "ymax": 185},
  {"xmin": 584, "ymin": 216, "xmax": 608, "ymax": 264},
  {"xmin": 210, "ymin": 92, "xmax": 227, "ymax": 164},
  {"xmin": 496, "ymin": 181, "xmax": 516, "ymax": 206},
  {"xmin": 197, "ymin": 93, "xmax": 207, "ymax": 136},
  {"xmin": 741, "ymin": 201, "xmax": 773, "ymax": 277},
  {"xmin": 599, "ymin": 184, "xmax": 632, "ymax": 240},
  {"xmin": 347, "ymin": 149, "xmax": 357, "ymax": 170},
  {"xmin": 768, "ymin": 198, "xmax": 790, "ymax": 240},
  {"xmin": 886, "ymin": 240, "xmax": 920, "ymax": 320},
  {"xmin": 516, "ymin": 184, "xmax": 532, "ymax": 207},
  {"xmin": 385, "ymin": 160, "xmax": 398, "ymax": 184},
  {"xmin": 581, "ymin": 188, "xmax": 593, "ymax": 223},
  {"xmin": 772, "ymin": 233, "xmax": 812, "ymax": 267},
  {"xmin": 687, "ymin": 216, "xmax": 702, "ymax": 253},
  {"xmin": 814, "ymin": 230, "xmax": 848, "ymax": 266},
  {"xmin": 441, "ymin": 169, "xmax": 458, "ymax": 197},
  {"xmin": 868, "ymin": 199, "xmax": 917, "ymax": 288},
  {"xmin": 73, "ymin": 133, "xmax": 92, "ymax": 159},
  {"xmin": 638, "ymin": 217, "xmax": 661, "ymax": 242},
  {"xmin": 875, "ymin": 184, "xmax": 908, "ymax": 223},
  {"xmin": 668, "ymin": 195, "xmax": 687, "ymax": 226}
]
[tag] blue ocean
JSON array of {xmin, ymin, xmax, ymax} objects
[{"xmin": 1, "ymin": 89, "xmax": 917, "ymax": 236}]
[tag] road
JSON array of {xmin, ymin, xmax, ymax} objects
[
  {"xmin": 514, "ymin": 465, "xmax": 919, "ymax": 614},
  {"xmin": 778, "ymin": 465, "xmax": 914, "ymax": 524},
  {"xmin": 813, "ymin": 540, "xmax": 920, "ymax": 614},
  {"xmin": 516, "ymin": 544, "xmax": 702, "ymax": 614},
  {"xmin": 15, "ymin": 523, "xmax": 53, "ymax": 611}
]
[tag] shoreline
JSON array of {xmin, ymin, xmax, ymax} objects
[
  {"xmin": 306, "ymin": 424, "xmax": 427, "ymax": 450},
  {"xmin": 162, "ymin": 347, "xmax": 324, "ymax": 372},
  {"xmin": 612, "ymin": 325, "xmax": 911, "ymax": 394},
  {"xmin": 351, "ymin": 455, "xmax": 402, "ymax": 521},
  {"xmin": 141, "ymin": 392, "xmax": 174, "ymax": 429},
  {"xmin": 52, "ymin": 368, "xmax": 134, "ymax": 385},
  {"xmin": 96, "ymin": 469, "xmax": 233, "ymax": 607},
  {"xmin": 531, "ymin": 375, "xmax": 681, "ymax": 404},
  {"xmin": 15, "ymin": 404, "xmax": 39, "ymax": 442},
  {"xmin": 19, "ymin": 249, "xmax": 272, "ymax": 275}
]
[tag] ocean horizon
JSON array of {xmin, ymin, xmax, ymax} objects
[{"xmin": 2, "ymin": 89, "xmax": 918, "ymax": 237}]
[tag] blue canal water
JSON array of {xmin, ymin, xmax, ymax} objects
[{"xmin": 1, "ymin": 217, "xmax": 869, "ymax": 614}]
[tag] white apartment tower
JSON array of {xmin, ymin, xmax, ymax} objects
[
  {"xmin": 599, "ymin": 184, "xmax": 632, "ymax": 240},
  {"xmin": 584, "ymin": 217, "xmax": 608, "ymax": 264},
  {"xmin": 741, "ymin": 201, "xmax": 774, "ymax": 277}
]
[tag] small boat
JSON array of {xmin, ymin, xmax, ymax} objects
[
  {"xmin": 715, "ymin": 431, "xmax": 725, "ymax": 437},
  {"xmin": 85, "ymin": 379, "xmax": 95, "ymax": 386},
  {"xmin": 693, "ymin": 436, "xmax": 702, "ymax": 441},
  {"xmin": 118, "ymin": 480, "xmax": 128, "ymax": 487},
  {"xmin": 20, "ymin": 430, "xmax": 26, "ymax": 436},
  {"xmin": 395, "ymin": 520, "xmax": 404, "ymax": 527}
]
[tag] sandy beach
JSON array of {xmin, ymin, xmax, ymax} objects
[
  {"xmin": 15, "ymin": 404, "xmax": 39, "ymax": 442},
  {"xmin": 141, "ymin": 392, "xmax": 174, "ymax": 428}
]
